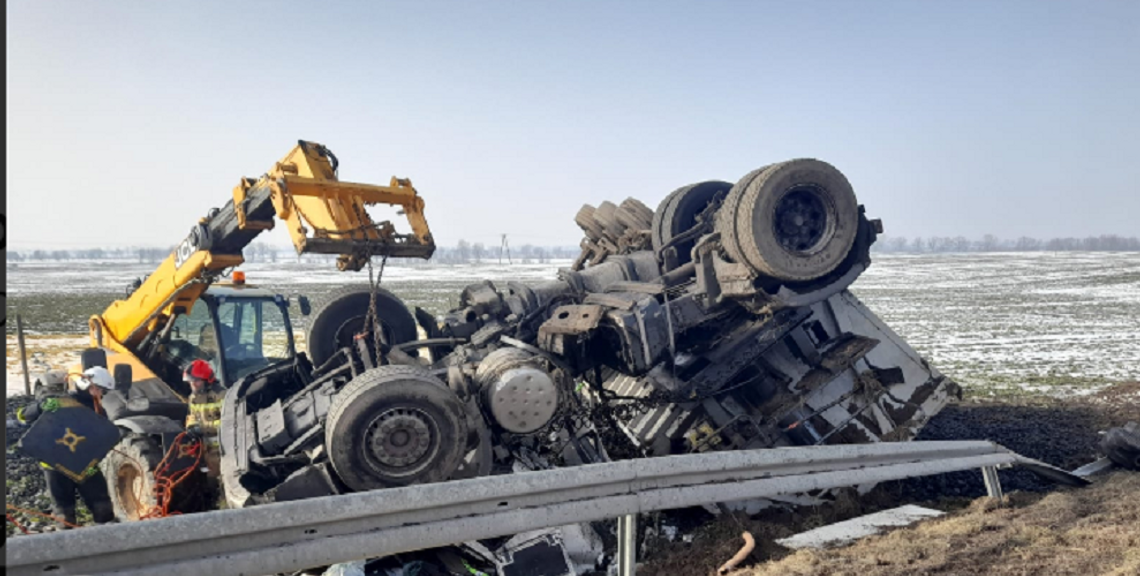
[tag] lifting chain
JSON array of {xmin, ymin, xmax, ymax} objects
[
  {"xmin": 350, "ymin": 197, "xmax": 391, "ymax": 366},
  {"xmin": 363, "ymin": 252, "xmax": 390, "ymax": 364}
]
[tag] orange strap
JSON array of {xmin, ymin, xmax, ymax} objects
[{"xmin": 6, "ymin": 503, "xmax": 83, "ymax": 529}]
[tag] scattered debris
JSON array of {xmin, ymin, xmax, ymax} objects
[
  {"xmin": 717, "ymin": 531, "xmax": 756, "ymax": 574},
  {"xmin": 1071, "ymin": 457, "xmax": 1117, "ymax": 478},
  {"xmin": 321, "ymin": 560, "xmax": 365, "ymax": 576},
  {"xmin": 1101, "ymin": 421, "xmax": 1140, "ymax": 470},
  {"xmin": 774, "ymin": 505, "xmax": 944, "ymax": 550}
]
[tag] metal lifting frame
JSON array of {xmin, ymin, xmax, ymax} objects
[{"xmin": 232, "ymin": 140, "xmax": 435, "ymax": 271}]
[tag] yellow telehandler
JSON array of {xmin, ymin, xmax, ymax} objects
[{"xmin": 31, "ymin": 141, "xmax": 435, "ymax": 519}]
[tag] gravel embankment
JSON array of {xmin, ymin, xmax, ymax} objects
[
  {"xmin": 6, "ymin": 394, "xmax": 57, "ymax": 536},
  {"xmin": 891, "ymin": 382, "xmax": 1140, "ymax": 499}
]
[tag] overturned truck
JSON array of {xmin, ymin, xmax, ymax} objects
[{"xmin": 219, "ymin": 159, "xmax": 959, "ymax": 569}]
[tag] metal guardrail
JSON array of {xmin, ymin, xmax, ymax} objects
[{"xmin": 6, "ymin": 441, "xmax": 1086, "ymax": 576}]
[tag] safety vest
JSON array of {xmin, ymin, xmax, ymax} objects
[{"xmin": 186, "ymin": 383, "xmax": 225, "ymax": 440}]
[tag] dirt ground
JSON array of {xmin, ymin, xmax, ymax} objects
[
  {"xmin": 742, "ymin": 471, "xmax": 1139, "ymax": 576},
  {"xmin": 639, "ymin": 382, "xmax": 1140, "ymax": 576}
]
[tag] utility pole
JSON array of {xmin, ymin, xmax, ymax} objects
[
  {"xmin": 17, "ymin": 313, "xmax": 32, "ymax": 395},
  {"xmin": 499, "ymin": 234, "xmax": 512, "ymax": 265}
]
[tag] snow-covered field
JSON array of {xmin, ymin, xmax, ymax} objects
[
  {"xmin": 7, "ymin": 253, "xmax": 1139, "ymax": 397},
  {"xmin": 852, "ymin": 252, "xmax": 1140, "ymax": 396}
]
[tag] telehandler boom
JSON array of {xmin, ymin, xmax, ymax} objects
[{"xmin": 92, "ymin": 140, "xmax": 434, "ymax": 356}]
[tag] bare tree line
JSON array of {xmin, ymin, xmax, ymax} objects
[
  {"xmin": 10, "ymin": 234, "xmax": 1139, "ymax": 264},
  {"xmin": 7, "ymin": 241, "xmax": 578, "ymax": 265},
  {"xmin": 872, "ymin": 234, "xmax": 1140, "ymax": 254},
  {"xmin": 8, "ymin": 242, "xmax": 282, "ymax": 263}
]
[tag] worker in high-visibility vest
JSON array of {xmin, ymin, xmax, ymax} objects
[
  {"xmin": 183, "ymin": 359, "xmax": 224, "ymax": 478},
  {"xmin": 16, "ymin": 367, "xmax": 116, "ymax": 527}
]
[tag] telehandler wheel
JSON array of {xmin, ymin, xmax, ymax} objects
[
  {"xmin": 101, "ymin": 434, "xmax": 160, "ymax": 521},
  {"xmin": 651, "ymin": 180, "xmax": 732, "ymax": 266},
  {"xmin": 326, "ymin": 366, "xmax": 468, "ymax": 491},
  {"xmin": 717, "ymin": 159, "xmax": 859, "ymax": 282},
  {"xmin": 305, "ymin": 285, "xmax": 418, "ymax": 368}
]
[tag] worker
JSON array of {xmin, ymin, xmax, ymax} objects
[
  {"xmin": 183, "ymin": 359, "xmax": 225, "ymax": 478},
  {"xmin": 16, "ymin": 366, "xmax": 117, "ymax": 527}
]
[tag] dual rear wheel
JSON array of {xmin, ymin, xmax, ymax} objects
[{"xmin": 651, "ymin": 159, "xmax": 859, "ymax": 282}]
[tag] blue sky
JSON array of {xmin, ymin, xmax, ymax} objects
[{"xmin": 7, "ymin": 1, "xmax": 1139, "ymax": 249}]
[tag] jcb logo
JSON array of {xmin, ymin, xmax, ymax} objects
[{"xmin": 175, "ymin": 226, "xmax": 208, "ymax": 269}]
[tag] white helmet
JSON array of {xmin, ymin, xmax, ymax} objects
[{"xmin": 76, "ymin": 366, "xmax": 115, "ymax": 391}]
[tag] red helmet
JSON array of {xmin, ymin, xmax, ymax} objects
[{"xmin": 183, "ymin": 359, "xmax": 216, "ymax": 383}]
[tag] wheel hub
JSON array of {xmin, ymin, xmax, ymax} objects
[
  {"xmin": 366, "ymin": 409, "xmax": 434, "ymax": 468},
  {"xmin": 116, "ymin": 462, "xmax": 144, "ymax": 520},
  {"xmin": 774, "ymin": 186, "xmax": 829, "ymax": 253}
]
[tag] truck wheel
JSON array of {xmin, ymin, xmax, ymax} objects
[
  {"xmin": 575, "ymin": 205, "xmax": 605, "ymax": 241},
  {"xmin": 717, "ymin": 159, "xmax": 858, "ymax": 282},
  {"xmin": 621, "ymin": 197, "xmax": 655, "ymax": 228},
  {"xmin": 715, "ymin": 164, "xmax": 777, "ymax": 267},
  {"xmin": 652, "ymin": 181, "xmax": 732, "ymax": 265},
  {"xmin": 326, "ymin": 366, "xmax": 468, "ymax": 491},
  {"xmin": 101, "ymin": 434, "xmax": 160, "ymax": 521},
  {"xmin": 305, "ymin": 285, "xmax": 418, "ymax": 367},
  {"xmin": 615, "ymin": 199, "xmax": 652, "ymax": 232},
  {"xmin": 593, "ymin": 201, "xmax": 625, "ymax": 238}
]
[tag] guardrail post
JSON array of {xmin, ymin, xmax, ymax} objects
[
  {"xmin": 617, "ymin": 513, "xmax": 637, "ymax": 576},
  {"xmin": 981, "ymin": 466, "xmax": 1003, "ymax": 502}
]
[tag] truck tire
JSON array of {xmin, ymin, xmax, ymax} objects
[
  {"xmin": 652, "ymin": 181, "xmax": 732, "ymax": 266},
  {"xmin": 716, "ymin": 164, "xmax": 778, "ymax": 267},
  {"xmin": 305, "ymin": 285, "xmax": 418, "ymax": 368},
  {"xmin": 621, "ymin": 197, "xmax": 654, "ymax": 228},
  {"xmin": 614, "ymin": 205, "xmax": 643, "ymax": 232},
  {"xmin": 717, "ymin": 159, "xmax": 858, "ymax": 282},
  {"xmin": 101, "ymin": 434, "xmax": 161, "ymax": 521},
  {"xmin": 326, "ymin": 366, "xmax": 468, "ymax": 491},
  {"xmin": 575, "ymin": 205, "xmax": 605, "ymax": 241},
  {"xmin": 593, "ymin": 201, "xmax": 625, "ymax": 238},
  {"xmin": 615, "ymin": 198, "xmax": 652, "ymax": 231}
]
